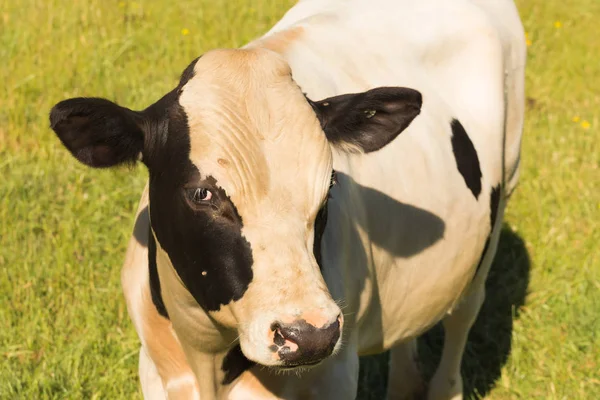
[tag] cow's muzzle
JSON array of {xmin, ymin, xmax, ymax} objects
[{"xmin": 269, "ymin": 314, "xmax": 343, "ymax": 367}]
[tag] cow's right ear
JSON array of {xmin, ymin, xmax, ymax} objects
[{"xmin": 49, "ymin": 98, "xmax": 146, "ymax": 168}]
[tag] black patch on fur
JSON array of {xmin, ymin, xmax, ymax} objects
[
  {"xmin": 147, "ymin": 105, "xmax": 254, "ymax": 312},
  {"xmin": 143, "ymin": 57, "xmax": 253, "ymax": 311},
  {"xmin": 148, "ymin": 226, "xmax": 169, "ymax": 319},
  {"xmin": 313, "ymin": 171, "xmax": 336, "ymax": 270},
  {"xmin": 154, "ymin": 57, "xmax": 252, "ymax": 314},
  {"xmin": 450, "ymin": 119, "xmax": 482, "ymax": 199},
  {"xmin": 221, "ymin": 344, "xmax": 256, "ymax": 385},
  {"xmin": 310, "ymin": 87, "xmax": 422, "ymax": 153},
  {"xmin": 313, "ymin": 204, "xmax": 328, "ymax": 270},
  {"xmin": 474, "ymin": 184, "xmax": 502, "ymax": 275}
]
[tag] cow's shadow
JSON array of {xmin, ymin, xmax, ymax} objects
[{"xmin": 357, "ymin": 225, "xmax": 531, "ymax": 399}]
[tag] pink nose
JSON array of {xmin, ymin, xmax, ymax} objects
[{"xmin": 269, "ymin": 314, "xmax": 342, "ymax": 367}]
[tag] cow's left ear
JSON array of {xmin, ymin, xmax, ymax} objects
[{"xmin": 310, "ymin": 87, "xmax": 422, "ymax": 153}]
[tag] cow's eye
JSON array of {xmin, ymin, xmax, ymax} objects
[{"xmin": 188, "ymin": 188, "xmax": 212, "ymax": 203}]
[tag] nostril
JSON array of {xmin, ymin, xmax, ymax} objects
[
  {"xmin": 271, "ymin": 322, "xmax": 301, "ymax": 354},
  {"xmin": 272, "ymin": 322, "xmax": 301, "ymax": 342},
  {"xmin": 272, "ymin": 324, "xmax": 286, "ymax": 346},
  {"xmin": 270, "ymin": 322, "xmax": 281, "ymax": 332}
]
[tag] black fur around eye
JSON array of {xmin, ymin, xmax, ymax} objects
[{"xmin": 187, "ymin": 188, "xmax": 212, "ymax": 204}]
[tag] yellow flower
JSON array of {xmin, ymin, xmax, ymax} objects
[
  {"xmin": 581, "ymin": 120, "xmax": 591, "ymax": 130},
  {"xmin": 554, "ymin": 21, "xmax": 562, "ymax": 29},
  {"xmin": 118, "ymin": 1, "xmax": 125, "ymax": 7},
  {"xmin": 181, "ymin": 28, "xmax": 190, "ymax": 36},
  {"xmin": 526, "ymin": 39, "xmax": 532, "ymax": 47},
  {"xmin": 572, "ymin": 116, "xmax": 580, "ymax": 123}
]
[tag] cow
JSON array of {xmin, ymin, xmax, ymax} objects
[{"xmin": 48, "ymin": 0, "xmax": 526, "ymax": 398}]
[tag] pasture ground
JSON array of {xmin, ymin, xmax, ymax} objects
[{"xmin": 1, "ymin": 0, "xmax": 598, "ymax": 398}]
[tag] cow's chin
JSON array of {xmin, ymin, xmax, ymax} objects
[
  {"xmin": 272, "ymin": 358, "xmax": 326, "ymax": 372},
  {"xmin": 239, "ymin": 336, "xmax": 340, "ymax": 371}
]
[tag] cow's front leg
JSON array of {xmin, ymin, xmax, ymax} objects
[
  {"xmin": 427, "ymin": 284, "xmax": 485, "ymax": 400},
  {"xmin": 139, "ymin": 312, "xmax": 201, "ymax": 399},
  {"xmin": 386, "ymin": 338, "xmax": 426, "ymax": 400},
  {"xmin": 139, "ymin": 346, "xmax": 167, "ymax": 400},
  {"xmin": 139, "ymin": 345, "xmax": 199, "ymax": 400}
]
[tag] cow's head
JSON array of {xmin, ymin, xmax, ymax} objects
[{"xmin": 49, "ymin": 49, "xmax": 421, "ymax": 368}]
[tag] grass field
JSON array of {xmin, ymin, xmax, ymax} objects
[{"xmin": 1, "ymin": 0, "xmax": 599, "ymax": 398}]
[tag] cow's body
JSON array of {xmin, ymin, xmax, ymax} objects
[
  {"xmin": 52, "ymin": 0, "xmax": 525, "ymax": 399},
  {"xmin": 258, "ymin": 0, "xmax": 525, "ymax": 355},
  {"xmin": 259, "ymin": 0, "xmax": 523, "ymax": 344}
]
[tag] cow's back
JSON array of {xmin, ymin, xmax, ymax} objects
[
  {"xmin": 255, "ymin": 0, "xmax": 525, "ymax": 351},
  {"xmin": 263, "ymin": 0, "xmax": 525, "ymax": 193}
]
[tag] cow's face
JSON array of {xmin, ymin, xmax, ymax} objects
[{"xmin": 49, "ymin": 48, "xmax": 421, "ymax": 368}]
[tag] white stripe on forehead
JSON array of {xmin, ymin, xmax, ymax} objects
[{"xmin": 178, "ymin": 48, "xmax": 333, "ymax": 219}]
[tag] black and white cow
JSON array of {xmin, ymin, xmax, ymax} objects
[{"xmin": 49, "ymin": 0, "xmax": 525, "ymax": 398}]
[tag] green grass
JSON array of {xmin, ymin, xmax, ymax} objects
[{"xmin": 1, "ymin": 0, "xmax": 598, "ymax": 398}]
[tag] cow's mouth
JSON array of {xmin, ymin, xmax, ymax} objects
[{"xmin": 278, "ymin": 359, "xmax": 323, "ymax": 370}]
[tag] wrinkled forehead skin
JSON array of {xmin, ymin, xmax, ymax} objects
[
  {"xmin": 151, "ymin": 48, "xmax": 334, "ymax": 320},
  {"xmin": 183, "ymin": 49, "xmax": 333, "ymax": 218}
]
